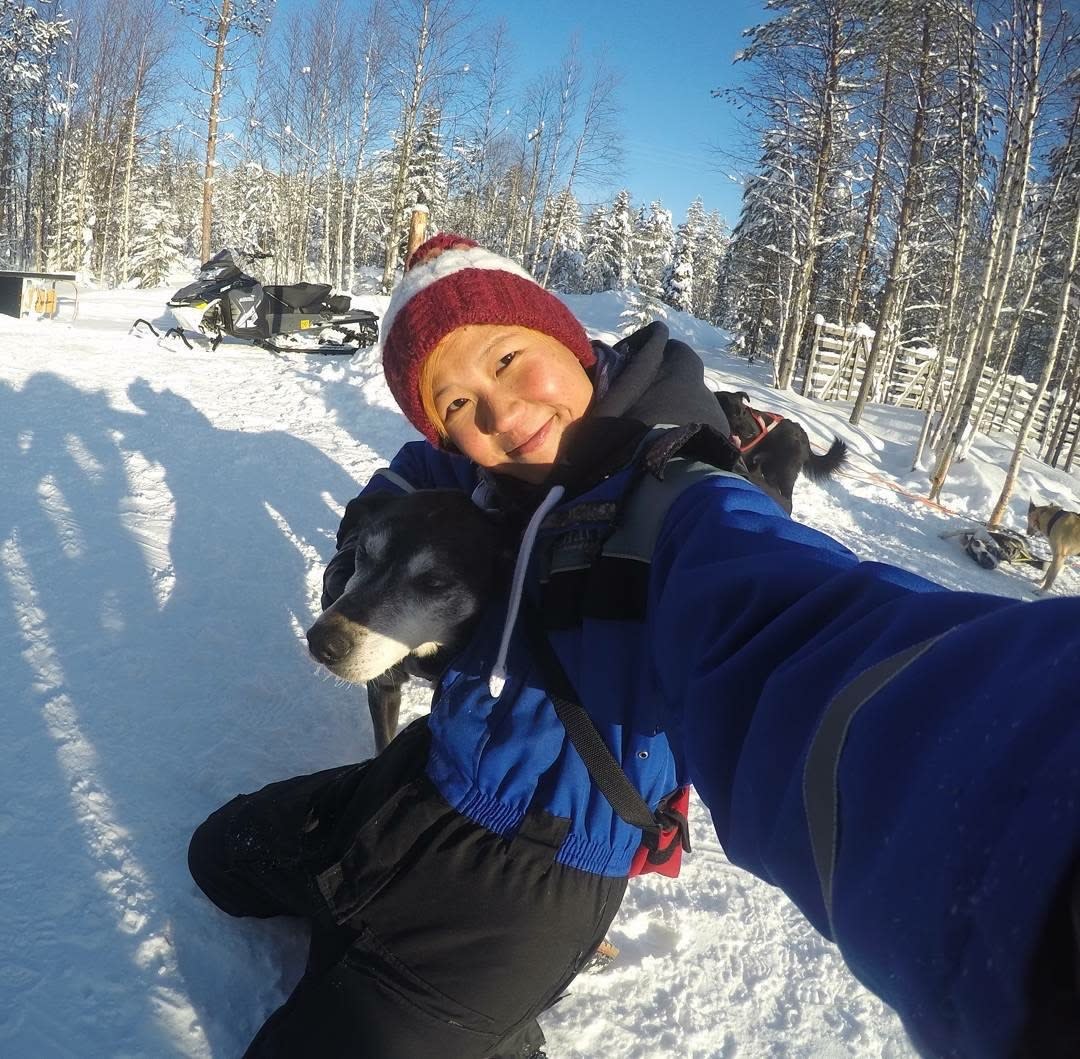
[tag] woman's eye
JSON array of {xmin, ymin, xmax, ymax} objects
[
  {"xmin": 445, "ymin": 397, "xmax": 467, "ymax": 416},
  {"xmin": 498, "ymin": 351, "xmax": 518, "ymax": 369}
]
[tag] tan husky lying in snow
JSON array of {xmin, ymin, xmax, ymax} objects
[{"xmin": 1026, "ymin": 501, "xmax": 1080, "ymax": 593}]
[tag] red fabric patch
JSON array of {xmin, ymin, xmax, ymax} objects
[{"xmin": 628, "ymin": 786, "xmax": 691, "ymax": 879}]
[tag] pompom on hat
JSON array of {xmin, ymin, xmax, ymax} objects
[{"xmin": 380, "ymin": 233, "xmax": 596, "ymax": 445}]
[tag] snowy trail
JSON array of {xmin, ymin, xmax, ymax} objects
[{"xmin": 2, "ymin": 287, "xmax": 1076, "ymax": 1058}]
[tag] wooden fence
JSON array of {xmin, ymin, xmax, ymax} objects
[{"xmin": 802, "ymin": 320, "xmax": 1080, "ymax": 460}]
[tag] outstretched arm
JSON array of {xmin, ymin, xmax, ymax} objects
[{"xmin": 650, "ymin": 474, "xmax": 1080, "ymax": 1057}]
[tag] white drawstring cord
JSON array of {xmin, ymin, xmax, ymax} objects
[{"xmin": 488, "ymin": 484, "xmax": 565, "ymax": 698}]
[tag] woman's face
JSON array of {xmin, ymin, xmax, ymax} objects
[{"xmin": 428, "ymin": 324, "xmax": 594, "ymax": 483}]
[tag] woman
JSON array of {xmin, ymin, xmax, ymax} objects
[{"xmin": 190, "ymin": 234, "xmax": 1080, "ymax": 1058}]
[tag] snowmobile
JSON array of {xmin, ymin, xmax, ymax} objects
[{"xmin": 132, "ymin": 248, "xmax": 379, "ymax": 355}]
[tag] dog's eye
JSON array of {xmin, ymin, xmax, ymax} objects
[{"xmin": 415, "ymin": 573, "xmax": 448, "ymax": 593}]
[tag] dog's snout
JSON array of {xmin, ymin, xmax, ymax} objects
[{"xmin": 306, "ymin": 621, "xmax": 351, "ymax": 666}]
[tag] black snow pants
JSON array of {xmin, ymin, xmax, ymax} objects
[{"xmin": 188, "ymin": 719, "xmax": 626, "ymax": 1058}]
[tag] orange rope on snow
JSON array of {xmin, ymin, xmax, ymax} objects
[{"xmin": 833, "ymin": 466, "xmax": 976, "ymax": 521}]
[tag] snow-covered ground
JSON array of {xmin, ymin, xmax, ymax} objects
[{"xmin": 2, "ymin": 286, "xmax": 1076, "ymax": 1059}]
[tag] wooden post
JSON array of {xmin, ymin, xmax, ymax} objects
[
  {"xmin": 802, "ymin": 315, "xmax": 824, "ymax": 397},
  {"xmin": 407, "ymin": 205, "xmax": 429, "ymax": 263}
]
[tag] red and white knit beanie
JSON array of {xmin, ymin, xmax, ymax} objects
[{"xmin": 380, "ymin": 233, "xmax": 596, "ymax": 445}]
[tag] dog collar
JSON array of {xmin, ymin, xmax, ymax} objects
[
  {"xmin": 1045, "ymin": 509, "xmax": 1067, "ymax": 536},
  {"xmin": 732, "ymin": 409, "xmax": 783, "ymax": 454}
]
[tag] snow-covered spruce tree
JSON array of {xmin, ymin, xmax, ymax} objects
[
  {"xmin": 634, "ymin": 200, "xmax": 674, "ymax": 300},
  {"xmin": 694, "ymin": 208, "xmax": 729, "ymax": 324},
  {"xmin": 719, "ymin": 124, "xmax": 800, "ymax": 370},
  {"xmin": 214, "ymin": 159, "xmax": 279, "ymax": 258},
  {"xmin": 406, "ymin": 103, "xmax": 448, "ymax": 225},
  {"xmin": 536, "ymin": 188, "xmax": 585, "ymax": 293},
  {"xmin": 127, "ymin": 166, "xmax": 185, "ymax": 287},
  {"xmin": 663, "ymin": 213, "xmax": 694, "ymax": 313},
  {"xmin": 581, "ymin": 203, "xmax": 614, "ymax": 292},
  {"xmin": 605, "ymin": 188, "xmax": 635, "ymax": 291},
  {"xmin": 619, "ymin": 284, "xmax": 661, "ymax": 337},
  {"xmin": 0, "ymin": 0, "xmax": 69, "ymax": 266}
]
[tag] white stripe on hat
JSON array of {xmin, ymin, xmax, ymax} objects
[{"xmin": 378, "ymin": 246, "xmax": 540, "ymax": 350}]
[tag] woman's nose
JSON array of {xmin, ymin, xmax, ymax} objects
[{"xmin": 477, "ymin": 391, "xmax": 523, "ymax": 436}]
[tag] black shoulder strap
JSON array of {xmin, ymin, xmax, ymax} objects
[{"xmin": 522, "ymin": 605, "xmax": 659, "ymax": 836}]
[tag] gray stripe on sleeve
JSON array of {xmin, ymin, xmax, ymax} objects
[
  {"xmin": 370, "ymin": 467, "xmax": 416, "ymax": 493},
  {"xmin": 803, "ymin": 633, "xmax": 944, "ymax": 929}
]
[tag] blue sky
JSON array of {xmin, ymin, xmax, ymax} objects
[
  {"xmin": 264, "ymin": 0, "xmax": 770, "ymax": 227},
  {"xmin": 469, "ymin": 0, "xmax": 768, "ymax": 227}
]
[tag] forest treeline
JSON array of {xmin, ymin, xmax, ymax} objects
[{"xmin": 2, "ymin": 0, "xmax": 1077, "ymax": 504}]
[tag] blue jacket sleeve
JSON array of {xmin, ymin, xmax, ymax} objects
[
  {"xmin": 358, "ymin": 440, "xmax": 478, "ymax": 498},
  {"xmin": 649, "ymin": 474, "xmax": 1080, "ymax": 1057}
]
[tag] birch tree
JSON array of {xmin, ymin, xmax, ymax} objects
[
  {"xmin": 733, "ymin": 0, "xmax": 864, "ymax": 390},
  {"xmin": 175, "ymin": 0, "xmax": 273, "ymax": 262},
  {"xmin": 928, "ymin": 0, "xmax": 1043, "ymax": 501},
  {"xmin": 988, "ymin": 88, "xmax": 1080, "ymax": 525},
  {"xmin": 380, "ymin": 0, "xmax": 470, "ymax": 291},
  {"xmin": 851, "ymin": 2, "xmax": 939, "ymax": 425}
]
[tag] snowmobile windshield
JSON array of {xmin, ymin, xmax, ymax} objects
[
  {"xmin": 198, "ymin": 249, "xmax": 245, "ymax": 278},
  {"xmin": 169, "ymin": 250, "xmax": 247, "ymax": 305}
]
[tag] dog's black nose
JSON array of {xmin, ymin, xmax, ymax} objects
[{"xmin": 306, "ymin": 623, "xmax": 350, "ymax": 666}]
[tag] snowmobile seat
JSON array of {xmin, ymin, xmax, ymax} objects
[{"xmin": 265, "ymin": 282, "xmax": 333, "ymax": 311}]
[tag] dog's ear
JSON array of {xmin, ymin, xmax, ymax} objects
[
  {"xmin": 738, "ymin": 391, "xmax": 751, "ymax": 406},
  {"xmin": 336, "ymin": 490, "xmax": 398, "ymax": 548},
  {"xmin": 1027, "ymin": 500, "xmax": 1035, "ymax": 514}
]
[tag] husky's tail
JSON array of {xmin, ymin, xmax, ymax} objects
[{"xmin": 803, "ymin": 437, "xmax": 848, "ymax": 482}]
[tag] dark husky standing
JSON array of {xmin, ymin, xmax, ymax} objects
[
  {"xmin": 715, "ymin": 390, "xmax": 847, "ymax": 510},
  {"xmin": 306, "ymin": 488, "xmax": 506, "ymax": 751}
]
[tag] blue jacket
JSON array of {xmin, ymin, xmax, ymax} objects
[{"xmin": 353, "ymin": 325, "xmax": 1080, "ymax": 1057}]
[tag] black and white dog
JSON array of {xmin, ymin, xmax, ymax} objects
[{"xmin": 306, "ymin": 489, "xmax": 506, "ymax": 752}]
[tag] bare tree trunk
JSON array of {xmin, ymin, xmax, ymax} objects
[
  {"xmin": 1046, "ymin": 322, "xmax": 1080, "ymax": 463},
  {"xmin": 844, "ymin": 53, "xmax": 893, "ymax": 327},
  {"xmin": 346, "ymin": 11, "xmax": 380, "ymax": 289},
  {"xmin": 989, "ymin": 163, "xmax": 1080, "ymax": 524},
  {"xmin": 118, "ymin": 35, "xmax": 151, "ymax": 284},
  {"xmin": 538, "ymin": 64, "xmax": 620, "ymax": 286},
  {"xmin": 530, "ymin": 44, "xmax": 577, "ymax": 270},
  {"xmin": 517, "ymin": 127, "xmax": 544, "ymax": 262},
  {"xmin": 49, "ymin": 32, "xmax": 80, "ymax": 270},
  {"xmin": 931, "ymin": 0, "xmax": 1022, "ymax": 453},
  {"xmin": 381, "ymin": 0, "xmax": 434, "ymax": 291},
  {"xmin": 774, "ymin": 7, "xmax": 843, "ymax": 390},
  {"xmin": 929, "ymin": 0, "xmax": 1042, "ymax": 501},
  {"xmin": 851, "ymin": 6, "xmax": 933, "ymax": 424},
  {"xmin": 201, "ymin": 0, "xmax": 233, "ymax": 262}
]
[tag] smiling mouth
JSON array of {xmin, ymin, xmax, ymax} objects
[{"xmin": 506, "ymin": 417, "xmax": 554, "ymax": 458}]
